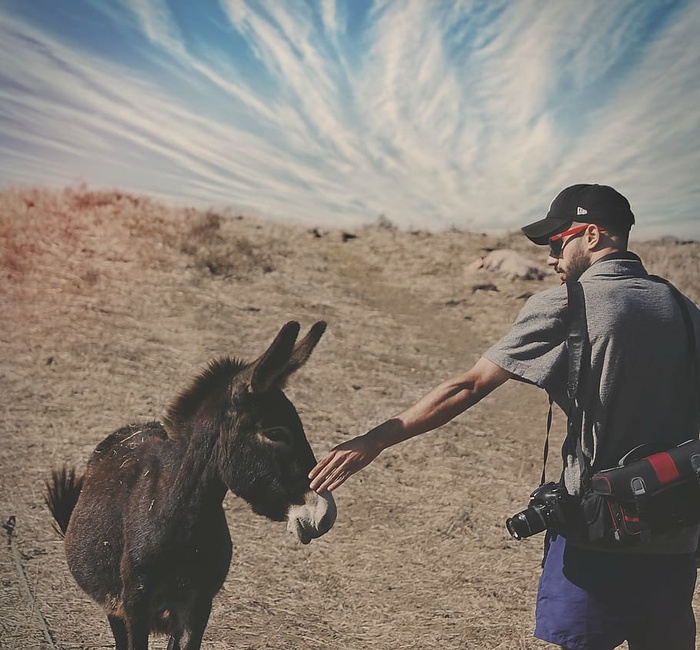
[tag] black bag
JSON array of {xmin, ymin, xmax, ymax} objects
[
  {"xmin": 583, "ymin": 440, "xmax": 700, "ymax": 544},
  {"xmin": 563, "ymin": 277, "xmax": 700, "ymax": 546}
]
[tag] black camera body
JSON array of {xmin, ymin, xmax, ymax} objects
[{"xmin": 506, "ymin": 482, "xmax": 576, "ymax": 540}]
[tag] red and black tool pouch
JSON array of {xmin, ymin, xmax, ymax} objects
[{"xmin": 585, "ymin": 440, "xmax": 700, "ymax": 545}]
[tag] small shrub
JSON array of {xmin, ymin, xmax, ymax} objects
[
  {"xmin": 187, "ymin": 211, "xmax": 223, "ymax": 246},
  {"xmin": 192, "ymin": 235, "xmax": 275, "ymax": 278}
]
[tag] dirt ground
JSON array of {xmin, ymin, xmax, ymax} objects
[{"xmin": 1, "ymin": 186, "xmax": 699, "ymax": 650}]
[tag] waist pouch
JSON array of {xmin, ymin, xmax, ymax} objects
[{"xmin": 581, "ymin": 439, "xmax": 700, "ymax": 545}]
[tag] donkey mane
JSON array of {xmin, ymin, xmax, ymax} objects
[{"xmin": 162, "ymin": 356, "xmax": 248, "ymax": 439}]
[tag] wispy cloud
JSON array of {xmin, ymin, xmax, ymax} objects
[{"xmin": 1, "ymin": 0, "xmax": 698, "ymax": 239}]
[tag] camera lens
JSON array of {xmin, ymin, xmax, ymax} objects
[{"xmin": 506, "ymin": 505, "xmax": 548, "ymax": 540}]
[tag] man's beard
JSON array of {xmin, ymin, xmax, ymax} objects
[{"xmin": 560, "ymin": 248, "xmax": 590, "ymax": 282}]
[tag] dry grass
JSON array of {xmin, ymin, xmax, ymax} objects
[{"xmin": 0, "ymin": 185, "xmax": 698, "ymax": 649}]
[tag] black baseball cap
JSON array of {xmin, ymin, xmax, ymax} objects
[{"xmin": 522, "ymin": 184, "xmax": 635, "ymax": 245}]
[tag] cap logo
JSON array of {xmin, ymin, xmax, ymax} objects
[{"xmin": 577, "ymin": 206, "xmax": 588, "ymax": 216}]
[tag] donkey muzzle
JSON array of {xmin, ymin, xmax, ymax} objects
[{"xmin": 286, "ymin": 490, "xmax": 337, "ymax": 544}]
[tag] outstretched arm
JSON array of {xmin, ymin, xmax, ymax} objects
[{"xmin": 308, "ymin": 357, "xmax": 511, "ymax": 492}]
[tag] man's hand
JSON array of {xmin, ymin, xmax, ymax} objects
[{"xmin": 309, "ymin": 434, "xmax": 382, "ymax": 493}]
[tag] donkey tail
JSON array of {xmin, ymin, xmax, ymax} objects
[{"xmin": 44, "ymin": 466, "xmax": 84, "ymax": 538}]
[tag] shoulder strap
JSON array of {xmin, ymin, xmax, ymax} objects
[
  {"xmin": 565, "ymin": 281, "xmax": 587, "ymax": 401},
  {"xmin": 539, "ymin": 281, "xmax": 588, "ymax": 486},
  {"xmin": 563, "ymin": 280, "xmax": 591, "ymax": 487}
]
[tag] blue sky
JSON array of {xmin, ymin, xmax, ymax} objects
[{"xmin": 1, "ymin": 0, "xmax": 699, "ymax": 240}]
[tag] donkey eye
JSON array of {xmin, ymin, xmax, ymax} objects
[{"xmin": 261, "ymin": 427, "xmax": 292, "ymax": 445}]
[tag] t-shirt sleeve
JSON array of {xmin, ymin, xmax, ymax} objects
[{"xmin": 483, "ymin": 286, "xmax": 568, "ymax": 390}]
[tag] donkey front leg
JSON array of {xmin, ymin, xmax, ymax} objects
[
  {"xmin": 177, "ymin": 596, "xmax": 213, "ymax": 650},
  {"xmin": 123, "ymin": 612, "xmax": 149, "ymax": 650},
  {"xmin": 121, "ymin": 597, "xmax": 150, "ymax": 650},
  {"xmin": 108, "ymin": 615, "xmax": 129, "ymax": 650}
]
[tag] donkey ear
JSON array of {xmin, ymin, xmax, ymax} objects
[
  {"xmin": 249, "ymin": 321, "xmax": 301, "ymax": 393},
  {"xmin": 284, "ymin": 320, "xmax": 327, "ymax": 376}
]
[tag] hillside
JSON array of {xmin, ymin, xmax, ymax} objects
[{"xmin": 1, "ymin": 186, "xmax": 698, "ymax": 649}]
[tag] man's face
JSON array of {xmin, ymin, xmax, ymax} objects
[{"xmin": 547, "ymin": 224, "xmax": 591, "ymax": 282}]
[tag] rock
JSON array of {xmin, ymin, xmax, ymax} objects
[{"xmin": 468, "ymin": 249, "xmax": 545, "ymax": 280}]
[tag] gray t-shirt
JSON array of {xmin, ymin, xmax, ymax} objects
[{"xmin": 484, "ymin": 253, "xmax": 700, "ymax": 552}]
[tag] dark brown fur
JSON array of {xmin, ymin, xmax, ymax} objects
[{"xmin": 45, "ymin": 321, "xmax": 334, "ymax": 650}]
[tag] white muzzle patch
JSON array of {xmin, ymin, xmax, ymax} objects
[{"xmin": 286, "ymin": 490, "xmax": 337, "ymax": 544}]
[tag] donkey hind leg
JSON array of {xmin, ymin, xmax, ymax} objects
[{"xmin": 108, "ymin": 615, "xmax": 129, "ymax": 650}]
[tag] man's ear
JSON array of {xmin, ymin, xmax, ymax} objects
[{"xmin": 586, "ymin": 224, "xmax": 604, "ymax": 250}]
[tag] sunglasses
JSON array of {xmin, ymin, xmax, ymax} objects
[{"xmin": 548, "ymin": 224, "xmax": 603, "ymax": 257}]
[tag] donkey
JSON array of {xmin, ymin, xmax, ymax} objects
[{"xmin": 45, "ymin": 321, "xmax": 336, "ymax": 650}]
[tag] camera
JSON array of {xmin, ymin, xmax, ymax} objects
[{"xmin": 506, "ymin": 482, "xmax": 575, "ymax": 540}]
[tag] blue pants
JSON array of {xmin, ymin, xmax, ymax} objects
[{"xmin": 535, "ymin": 535, "xmax": 696, "ymax": 650}]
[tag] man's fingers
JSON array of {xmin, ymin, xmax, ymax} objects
[
  {"xmin": 309, "ymin": 434, "xmax": 378, "ymax": 492},
  {"xmin": 315, "ymin": 466, "xmax": 350, "ymax": 493},
  {"xmin": 308, "ymin": 452, "xmax": 336, "ymax": 480},
  {"xmin": 311, "ymin": 471, "xmax": 337, "ymax": 493},
  {"xmin": 310, "ymin": 452, "xmax": 355, "ymax": 492},
  {"xmin": 309, "ymin": 453, "xmax": 343, "ymax": 489}
]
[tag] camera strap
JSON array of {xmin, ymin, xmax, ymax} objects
[{"xmin": 540, "ymin": 397, "xmax": 553, "ymax": 486}]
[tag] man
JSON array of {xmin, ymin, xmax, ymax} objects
[{"xmin": 309, "ymin": 184, "xmax": 700, "ymax": 650}]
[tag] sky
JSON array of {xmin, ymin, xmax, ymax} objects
[{"xmin": 1, "ymin": 0, "xmax": 699, "ymax": 241}]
